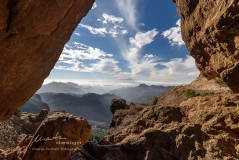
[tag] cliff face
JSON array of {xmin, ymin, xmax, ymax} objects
[
  {"xmin": 0, "ymin": 0, "xmax": 94, "ymax": 122},
  {"xmin": 174, "ymin": 0, "xmax": 239, "ymax": 92}
]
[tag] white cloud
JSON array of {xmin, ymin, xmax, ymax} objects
[
  {"xmin": 144, "ymin": 54, "xmax": 154, "ymax": 58},
  {"xmin": 56, "ymin": 58, "xmax": 121, "ymax": 75},
  {"xmin": 102, "ymin": 14, "xmax": 124, "ymax": 24},
  {"xmin": 121, "ymin": 29, "xmax": 159, "ymax": 77},
  {"xmin": 121, "ymin": 30, "xmax": 128, "ymax": 34},
  {"xmin": 91, "ymin": 59, "xmax": 121, "ymax": 74},
  {"xmin": 55, "ymin": 42, "xmax": 122, "ymax": 75},
  {"xmin": 91, "ymin": 2, "xmax": 97, "ymax": 10},
  {"xmin": 78, "ymin": 14, "xmax": 128, "ymax": 38},
  {"xmin": 78, "ymin": 24, "xmax": 107, "ymax": 36},
  {"xmin": 129, "ymin": 29, "xmax": 159, "ymax": 48},
  {"xmin": 115, "ymin": 0, "xmax": 138, "ymax": 31},
  {"xmin": 150, "ymin": 56, "xmax": 199, "ymax": 83},
  {"xmin": 74, "ymin": 32, "xmax": 80, "ymax": 36},
  {"xmin": 162, "ymin": 19, "xmax": 184, "ymax": 46},
  {"xmin": 60, "ymin": 42, "xmax": 113, "ymax": 60}
]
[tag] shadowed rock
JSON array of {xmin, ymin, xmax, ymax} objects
[
  {"xmin": 174, "ymin": 0, "xmax": 239, "ymax": 92},
  {"xmin": 0, "ymin": 0, "xmax": 94, "ymax": 122}
]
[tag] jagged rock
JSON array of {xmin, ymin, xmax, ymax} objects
[
  {"xmin": 109, "ymin": 99, "xmax": 130, "ymax": 130},
  {"xmin": 174, "ymin": 0, "xmax": 239, "ymax": 92},
  {"xmin": 0, "ymin": 110, "xmax": 48, "ymax": 150},
  {"xmin": 23, "ymin": 112, "xmax": 91, "ymax": 160},
  {"xmin": 0, "ymin": 0, "xmax": 94, "ymax": 122},
  {"xmin": 71, "ymin": 92, "xmax": 239, "ymax": 159},
  {"xmin": 110, "ymin": 99, "xmax": 129, "ymax": 114},
  {"xmin": 13, "ymin": 109, "xmax": 22, "ymax": 117}
]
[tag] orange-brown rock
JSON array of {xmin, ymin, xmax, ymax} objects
[
  {"xmin": 71, "ymin": 92, "xmax": 239, "ymax": 159},
  {"xmin": 174, "ymin": 0, "xmax": 239, "ymax": 92},
  {"xmin": 0, "ymin": 0, "xmax": 94, "ymax": 122},
  {"xmin": 23, "ymin": 112, "xmax": 91, "ymax": 160}
]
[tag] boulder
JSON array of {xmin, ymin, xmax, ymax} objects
[
  {"xmin": 23, "ymin": 112, "xmax": 91, "ymax": 160},
  {"xmin": 0, "ymin": 0, "xmax": 94, "ymax": 122},
  {"xmin": 174, "ymin": 0, "xmax": 239, "ymax": 92}
]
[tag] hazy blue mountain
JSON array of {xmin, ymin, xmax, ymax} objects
[
  {"xmin": 37, "ymin": 82, "xmax": 85, "ymax": 94},
  {"xmin": 37, "ymin": 82, "xmax": 109, "ymax": 94},
  {"xmin": 110, "ymin": 84, "xmax": 174, "ymax": 103},
  {"xmin": 20, "ymin": 94, "xmax": 50, "ymax": 113},
  {"xmin": 39, "ymin": 92, "xmax": 121, "ymax": 122}
]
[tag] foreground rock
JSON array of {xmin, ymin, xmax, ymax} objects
[
  {"xmin": 23, "ymin": 112, "xmax": 91, "ymax": 160},
  {"xmin": 174, "ymin": 0, "xmax": 239, "ymax": 92},
  {"xmin": 0, "ymin": 0, "xmax": 94, "ymax": 122},
  {"xmin": 0, "ymin": 109, "xmax": 48, "ymax": 150},
  {"xmin": 71, "ymin": 93, "xmax": 239, "ymax": 159},
  {"xmin": 0, "ymin": 111, "xmax": 91, "ymax": 160}
]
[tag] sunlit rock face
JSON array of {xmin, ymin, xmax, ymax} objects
[
  {"xmin": 0, "ymin": 0, "xmax": 94, "ymax": 122},
  {"xmin": 174, "ymin": 0, "xmax": 239, "ymax": 92}
]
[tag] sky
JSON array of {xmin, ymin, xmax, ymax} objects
[{"xmin": 45, "ymin": 0, "xmax": 199, "ymax": 86}]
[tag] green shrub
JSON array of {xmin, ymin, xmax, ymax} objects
[
  {"xmin": 151, "ymin": 97, "xmax": 158, "ymax": 105},
  {"xmin": 200, "ymin": 92, "xmax": 214, "ymax": 97},
  {"xmin": 214, "ymin": 77, "xmax": 227, "ymax": 87},
  {"xmin": 185, "ymin": 89, "xmax": 196, "ymax": 100}
]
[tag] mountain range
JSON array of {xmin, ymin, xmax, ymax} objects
[{"xmin": 20, "ymin": 94, "xmax": 50, "ymax": 113}]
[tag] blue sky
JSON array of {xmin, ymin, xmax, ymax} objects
[{"xmin": 45, "ymin": 0, "xmax": 199, "ymax": 86}]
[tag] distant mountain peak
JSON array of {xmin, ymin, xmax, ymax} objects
[{"xmin": 139, "ymin": 84, "xmax": 148, "ymax": 87}]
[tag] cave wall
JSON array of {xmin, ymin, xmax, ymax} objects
[
  {"xmin": 174, "ymin": 0, "xmax": 239, "ymax": 92},
  {"xmin": 0, "ymin": 0, "xmax": 94, "ymax": 122}
]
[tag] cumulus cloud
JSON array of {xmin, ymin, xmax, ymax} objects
[
  {"xmin": 78, "ymin": 14, "xmax": 128, "ymax": 38},
  {"xmin": 78, "ymin": 24, "xmax": 107, "ymax": 37},
  {"xmin": 60, "ymin": 42, "xmax": 113, "ymax": 60},
  {"xmin": 144, "ymin": 54, "xmax": 154, "ymax": 58},
  {"xmin": 91, "ymin": 2, "xmax": 97, "ymax": 10},
  {"xmin": 150, "ymin": 56, "xmax": 199, "ymax": 83},
  {"xmin": 55, "ymin": 58, "xmax": 121, "ymax": 74},
  {"xmin": 102, "ymin": 14, "xmax": 124, "ymax": 24},
  {"xmin": 129, "ymin": 29, "xmax": 159, "ymax": 48},
  {"xmin": 162, "ymin": 19, "xmax": 184, "ymax": 46},
  {"xmin": 55, "ymin": 42, "xmax": 122, "ymax": 75},
  {"xmin": 121, "ymin": 29, "xmax": 159, "ymax": 77}
]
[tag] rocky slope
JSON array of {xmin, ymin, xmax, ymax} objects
[
  {"xmin": 0, "ymin": 0, "xmax": 94, "ymax": 122},
  {"xmin": 157, "ymin": 74, "xmax": 230, "ymax": 106},
  {"xmin": 174, "ymin": 0, "xmax": 239, "ymax": 92},
  {"xmin": 70, "ymin": 77, "xmax": 239, "ymax": 159},
  {"xmin": 0, "ymin": 109, "xmax": 47, "ymax": 150}
]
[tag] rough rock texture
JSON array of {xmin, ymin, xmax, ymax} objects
[
  {"xmin": 157, "ymin": 74, "xmax": 230, "ymax": 106},
  {"xmin": 0, "ymin": 0, "xmax": 94, "ymax": 122},
  {"xmin": 110, "ymin": 99, "xmax": 129, "ymax": 114},
  {"xmin": 0, "ymin": 109, "xmax": 48, "ymax": 150},
  {"xmin": 109, "ymin": 99, "xmax": 129, "ymax": 129},
  {"xmin": 71, "ymin": 91, "xmax": 239, "ymax": 159},
  {"xmin": 174, "ymin": 0, "xmax": 239, "ymax": 92},
  {"xmin": 23, "ymin": 112, "xmax": 91, "ymax": 160}
]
